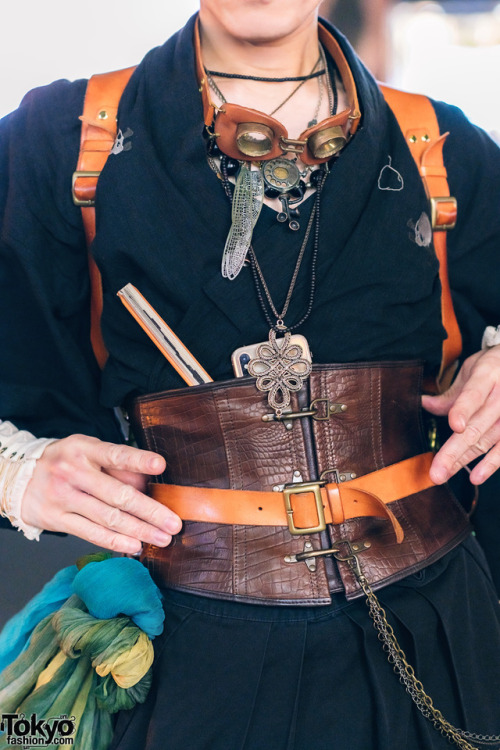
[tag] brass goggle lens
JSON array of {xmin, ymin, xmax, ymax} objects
[
  {"xmin": 236, "ymin": 122, "xmax": 274, "ymax": 157},
  {"xmin": 308, "ymin": 126, "xmax": 347, "ymax": 159}
]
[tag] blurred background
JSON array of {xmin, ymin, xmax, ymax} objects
[
  {"xmin": 1, "ymin": 0, "xmax": 499, "ymax": 626},
  {"xmin": 326, "ymin": 0, "xmax": 500, "ymax": 140}
]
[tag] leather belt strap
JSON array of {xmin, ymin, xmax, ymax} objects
[
  {"xmin": 150, "ymin": 453, "xmax": 436, "ymax": 544},
  {"xmin": 379, "ymin": 85, "xmax": 461, "ymax": 393},
  {"xmin": 73, "ymin": 66, "xmax": 136, "ymax": 369}
]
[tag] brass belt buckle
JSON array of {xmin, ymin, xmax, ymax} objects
[
  {"xmin": 283, "ymin": 480, "xmax": 326, "ymax": 535},
  {"xmin": 430, "ymin": 196, "xmax": 457, "ymax": 231},
  {"xmin": 72, "ymin": 170, "xmax": 102, "ymax": 207}
]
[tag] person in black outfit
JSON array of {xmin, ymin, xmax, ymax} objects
[{"xmin": 1, "ymin": 2, "xmax": 500, "ymax": 748}]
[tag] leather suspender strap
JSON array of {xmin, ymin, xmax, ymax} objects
[
  {"xmin": 379, "ymin": 85, "xmax": 462, "ymax": 392},
  {"xmin": 72, "ymin": 67, "xmax": 136, "ymax": 369},
  {"xmin": 74, "ymin": 71, "xmax": 461, "ymax": 389},
  {"xmin": 149, "ymin": 452, "xmax": 437, "ymax": 544}
]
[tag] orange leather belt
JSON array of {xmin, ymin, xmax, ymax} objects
[{"xmin": 150, "ymin": 453, "xmax": 436, "ymax": 544}]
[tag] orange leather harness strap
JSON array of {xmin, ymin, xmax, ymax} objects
[
  {"xmin": 379, "ymin": 86, "xmax": 462, "ymax": 392},
  {"xmin": 74, "ymin": 72, "xmax": 460, "ymax": 388},
  {"xmin": 149, "ymin": 453, "xmax": 437, "ymax": 544},
  {"xmin": 73, "ymin": 66, "xmax": 136, "ymax": 369}
]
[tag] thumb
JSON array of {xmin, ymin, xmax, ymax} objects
[{"xmin": 421, "ymin": 379, "xmax": 463, "ymax": 417}]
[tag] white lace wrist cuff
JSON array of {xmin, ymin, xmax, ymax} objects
[
  {"xmin": 481, "ymin": 325, "xmax": 500, "ymax": 350},
  {"xmin": 0, "ymin": 421, "xmax": 57, "ymax": 540}
]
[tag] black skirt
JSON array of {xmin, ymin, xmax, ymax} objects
[{"xmin": 111, "ymin": 534, "xmax": 500, "ymax": 750}]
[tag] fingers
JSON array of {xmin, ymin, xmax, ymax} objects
[
  {"xmin": 103, "ymin": 467, "xmax": 148, "ymax": 492},
  {"xmin": 22, "ymin": 434, "xmax": 181, "ymax": 552},
  {"xmin": 447, "ymin": 381, "xmax": 500, "ymax": 435},
  {"xmin": 424, "ymin": 348, "xmax": 500, "ymax": 485},
  {"xmin": 58, "ymin": 491, "xmax": 173, "ymax": 554},
  {"xmin": 446, "ymin": 383, "xmax": 500, "ymax": 454},
  {"xmin": 39, "ymin": 486, "xmax": 142, "ymax": 554},
  {"xmin": 57, "ymin": 499, "xmax": 149, "ymax": 556},
  {"xmin": 40, "ymin": 475, "xmax": 178, "ymax": 553},
  {"xmin": 430, "ymin": 418, "xmax": 500, "ymax": 484},
  {"xmin": 445, "ymin": 348, "xmax": 500, "ymax": 431},
  {"xmin": 421, "ymin": 393, "xmax": 453, "ymax": 418},
  {"xmin": 73, "ymin": 465, "xmax": 181, "ymax": 536},
  {"xmin": 422, "ymin": 349, "xmax": 500, "ymax": 424},
  {"xmin": 421, "ymin": 379, "xmax": 464, "ymax": 419},
  {"xmin": 80, "ymin": 437, "xmax": 166, "ymax": 476},
  {"xmin": 469, "ymin": 440, "xmax": 500, "ymax": 484},
  {"xmin": 422, "ymin": 372, "xmax": 482, "ymax": 427}
]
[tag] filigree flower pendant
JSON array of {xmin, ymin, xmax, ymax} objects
[{"xmin": 247, "ymin": 330, "xmax": 312, "ymax": 416}]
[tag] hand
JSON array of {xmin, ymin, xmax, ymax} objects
[
  {"xmin": 21, "ymin": 435, "xmax": 182, "ymax": 554},
  {"xmin": 422, "ymin": 346, "xmax": 500, "ymax": 486}
]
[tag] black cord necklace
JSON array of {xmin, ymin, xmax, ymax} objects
[
  {"xmin": 205, "ymin": 68, "xmax": 326, "ymax": 83},
  {"xmin": 206, "ymin": 53, "xmax": 323, "ymax": 120}
]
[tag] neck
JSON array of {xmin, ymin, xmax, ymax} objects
[{"xmin": 199, "ymin": 10, "xmax": 320, "ymax": 80}]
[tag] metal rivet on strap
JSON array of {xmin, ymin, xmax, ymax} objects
[{"xmin": 98, "ymin": 110, "xmax": 109, "ymax": 120}]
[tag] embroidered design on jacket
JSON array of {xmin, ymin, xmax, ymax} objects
[
  {"xmin": 111, "ymin": 128, "xmax": 134, "ymax": 155},
  {"xmin": 378, "ymin": 156, "xmax": 404, "ymax": 192},
  {"xmin": 408, "ymin": 212, "xmax": 432, "ymax": 247}
]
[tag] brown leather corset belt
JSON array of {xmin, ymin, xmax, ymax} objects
[{"xmin": 130, "ymin": 362, "xmax": 470, "ymax": 605}]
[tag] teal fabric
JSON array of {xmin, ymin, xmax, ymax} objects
[
  {"xmin": 72, "ymin": 557, "xmax": 164, "ymax": 637},
  {"xmin": 0, "ymin": 610, "xmax": 61, "ymax": 713},
  {"xmin": 0, "ymin": 564, "xmax": 77, "ymax": 672},
  {"xmin": 0, "ymin": 556, "xmax": 163, "ymax": 750}
]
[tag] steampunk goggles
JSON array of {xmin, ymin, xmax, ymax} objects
[{"xmin": 195, "ymin": 19, "xmax": 362, "ymax": 165}]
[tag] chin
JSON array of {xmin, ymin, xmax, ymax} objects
[{"xmin": 200, "ymin": 0, "xmax": 321, "ymax": 45}]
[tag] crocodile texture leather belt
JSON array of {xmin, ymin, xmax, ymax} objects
[{"xmin": 130, "ymin": 362, "xmax": 470, "ymax": 605}]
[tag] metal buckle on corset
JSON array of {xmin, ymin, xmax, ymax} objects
[
  {"xmin": 320, "ymin": 467, "xmax": 357, "ymax": 483},
  {"xmin": 262, "ymin": 399, "xmax": 347, "ymax": 424},
  {"xmin": 284, "ymin": 539, "xmax": 372, "ymax": 567},
  {"xmin": 283, "ymin": 480, "xmax": 327, "ymax": 535}
]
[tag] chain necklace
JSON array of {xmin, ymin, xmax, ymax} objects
[
  {"xmin": 220, "ymin": 161, "xmax": 329, "ymax": 415},
  {"xmin": 248, "ymin": 168, "xmax": 327, "ymax": 334},
  {"xmin": 315, "ymin": 42, "xmax": 336, "ymax": 125}
]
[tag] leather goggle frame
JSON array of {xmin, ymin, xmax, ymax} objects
[{"xmin": 196, "ymin": 20, "xmax": 361, "ymax": 165}]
